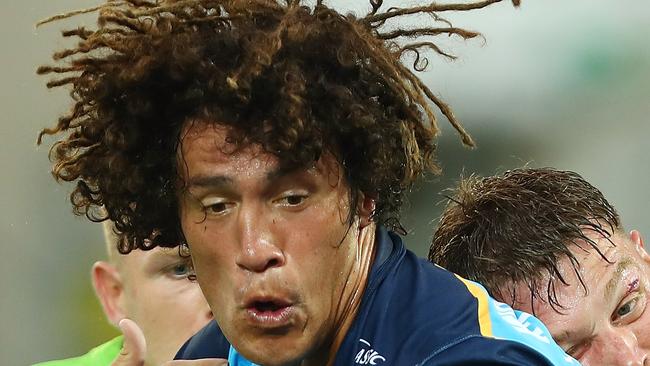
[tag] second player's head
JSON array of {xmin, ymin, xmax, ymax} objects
[
  {"xmin": 430, "ymin": 168, "xmax": 650, "ymax": 365},
  {"xmin": 92, "ymin": 222, "xmax": 212, "ymax": 365}
]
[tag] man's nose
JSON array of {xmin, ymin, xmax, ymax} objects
[
  {"xmin": 234, "ymin": 204, "xmax": 285, "ymax": 273},
  {"xmin": 603, "ymin": 328, "xmax": 647, "ymax": 366}
]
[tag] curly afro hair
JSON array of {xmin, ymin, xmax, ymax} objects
[{"xmin": 38, "ymin": 0, "xmax": 519, "ymax": 253}]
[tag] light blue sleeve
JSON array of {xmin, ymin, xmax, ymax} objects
[
  {"xmin": 228, "ymin": 346, "xmax": 260, "ymax": 366},
  {"xmin": 484, "ymin": 284, "xmax": 581, "ymax": 365}
]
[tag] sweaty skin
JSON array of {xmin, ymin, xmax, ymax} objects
[
  {"xmin": 178, "ymin": 122, "xmax": 377, "ymax": 366},
  {"xmin": 506, "ymin": 230, "xmax": 650, "ymax": 365},
  {"xmin": 326, "ymin": 224, "xmax": 376, "ymax": 365}
]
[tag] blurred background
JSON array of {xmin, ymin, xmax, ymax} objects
[{"xmin": 1, "ymin": 0, "xmax": 648, "ymax": 364}]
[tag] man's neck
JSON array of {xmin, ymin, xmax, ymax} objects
[{"xmin": 302, "ymin": 223, "xmax": 378, "ymax": 366}]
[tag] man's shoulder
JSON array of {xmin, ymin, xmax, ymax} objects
[
  {"xmin": 31, "ymin": 336, "xmax": 123, "ymax": 366},
  {"xmin": 175, "ymin": 320, "xmax": 230, "ymax": 359},
  {"xmin": 370, "ymin": 247, "xmax": 488, "ymax": 332},
  {"xmin": 337, "ymin": 249, "xmax": 486, "ymax": 365},
  {"xmin": 356, "ymin": 233, "xmax": 500, "ymax": 347},
  {"xmin": 346, "ymin": 246, "xmax": 578, "ymax": 365},
  {"xmin": 370, "ymin": 230, "xmax": 480, "ymax": 312}
]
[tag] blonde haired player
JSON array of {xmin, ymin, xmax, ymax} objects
[{"xmin": 33, "ymin": 222, "xmax": 213, "ymax": 366}]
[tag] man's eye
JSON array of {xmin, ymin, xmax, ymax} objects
[
  {"xmin": 173, "ymin": 263, "xmax": 189, "ymax": 275},
  {"xmin": 207, "ymin": 202, "xmax": 226, "ymax": 212},
  {"xmin": 614, "ymin": 297, "xmax": 639, "ymax": 320},
  {"xmin": 165, "ymin": 260, "xmax": 195, "ymax": 280},
  {"xmin": 166, "ymin": 262, "xmax": 193, "ymax": 279},
  {"xmin": 202, "ymin": 201, "xmax": 231, "ymax": 214},
  {"xmin": 276, "ymin": 194, "xmax": 307, "ymax": 206},
  {"xmin": 612, "ymin": 291, "xmax": 647, "ymax": 326},
  {"xmin": 285, "ymin": 195, "xmax": 306, "ymax": 205}
]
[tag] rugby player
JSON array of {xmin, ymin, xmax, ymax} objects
[
  {"xmin": 33, "ymin": 222, "xmax": 213, "ymax": 366},
  {"xmin": 430, "ymin": 168, "xmax": 650, "ymax": 365},
  {"xmin": 38, "ymin": 1, "xmax": 576, "ymax": 365}
]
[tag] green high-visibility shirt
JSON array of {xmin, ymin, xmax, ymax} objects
[{"xmin": 32, "ymin": 336, "xmax": 123, "ymax": 366}]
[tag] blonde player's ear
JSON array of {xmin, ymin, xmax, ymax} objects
[
  {"xmin": 630, "ymin": 230, "xmax": 650, "ymax": 263},
  {"xmin": 92, "ymin": 261, "xmax": 126, "ymax": 326}
]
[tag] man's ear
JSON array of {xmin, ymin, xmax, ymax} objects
[
  {"xmin": 358, "ymin": 193, "xmax": 376, "ymax": 228},
  {"xmin": 630, "ymin": 230, "xmax": 649, "ymax": 263},
  {"xmin": 91, "ymin": 261, "xmax": 126, "ymax": 327}
]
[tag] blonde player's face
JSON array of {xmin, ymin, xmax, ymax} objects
[{"xmin": 118, "ymin": 247, "xmax": 213, "ymax": 366}]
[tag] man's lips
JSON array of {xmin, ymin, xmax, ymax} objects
[{"xmin": 243, "ymin": 296, "xmax": 296, "ymax": 329}]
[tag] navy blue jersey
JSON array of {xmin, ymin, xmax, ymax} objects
[{"xmin": 177, "ymin": 227, "xmax": 579, "ymax": 365}]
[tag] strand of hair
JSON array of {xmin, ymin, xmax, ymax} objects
[
  {"xmin": 36, "ymin": 2, "xmax": 129, "ymax": 27},
  {"xmin": 368, "ymin": 0, "xmax": 383, "ymax": 16},
  {"xmin": 37, "ymin": 65, "xmax": 83, "ymax": 74},
  {"xmin": 363, "ymin": 0, "xmax": 505, "ymax": 24},
  {"xmin": 46, "ymin": 76, "xmax": 80, "ymax": 88},
  {"xmin": 378, "ymin": 27, "xmax": 481, "ymax": 41},
  {"xmin": 61, "ymin": 27, "xmax": 94, "ymax": 40},
  {"xmin": 181, "ymin": 15, "xmax": 242, "ymax": 24},
  {"xmin": 412, "ymin": 73, "xmax": 476, "ymax": 147},
  {"xmin": 98, "ymin": 12, "xmax": 150, "ymax": 33},
  {"xmin": 399, "ymin": 42, "xmax": 457, "ymax": 61},
  {"xmin": 125, "ymin": 0, "xmax": 223, "ymax": 18}
]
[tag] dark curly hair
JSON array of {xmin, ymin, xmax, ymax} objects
[
  {"xmin": 429, "ymin": 168, "xmax": 620, "ymax": 312},
  {"xmin": 37, "ymin": 0, "xmax": 518, "ymax": 253}
]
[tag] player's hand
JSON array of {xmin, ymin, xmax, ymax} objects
[
  {"xmin": 111, "ymin": 318, "xmax": 227, "ymax": 366},
  {"xmin": 163, "ymin": 359, "xmax": 228, "ymax": 365},
  {"xmin": 111, "ymin": 318, "xmax": 146, "ymax": 366}
]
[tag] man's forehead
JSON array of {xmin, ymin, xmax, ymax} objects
[
  {"xmin": 178, "ymin": 122, "xmax": 276, "ymax": 176},
  {"xmin": 179, "ymin": 121, "xmax": 343, "ymax": 181},
  {"xmin": 565, "ymin": 230, "xmax": 632, "ymax": 281},
  {"xmin": 542, "ymin": 232, "xmax": 629, "ymax": 297},
  {"xmin": 505, "ymin": 243, "xmax": 612, "ymax": 315},
  {"xmin": 180, "ymin": 122, "xmax": 263, "ymax": 158},
  {"xmin": 119, "ymin": 246, "xmax": 185, "ymax": 270},
  {"xmin": 510, "ymin": 274, "xmax": 593, "ymax": 346},
  {"xmin": 508, "ymin": 273, "xmax": 583, "ymax": 317},
  {"xmin": 122, "ymin": 246, "xmax": 180, "ymax": 259},
  {"xmin": 511, "ymin": 232, "xmax": 637, "ymax": 340},
  {"xmin": 533, "ymin": 258, "xmax": 639, "ymax": 349}
]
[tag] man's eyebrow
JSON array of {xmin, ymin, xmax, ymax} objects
[
  {"xmin": 264, "ymin": 165, "xmax": 307, "ymax": 182},
  {"xmin": 604, "ymin": 258, "xmax": 635, "ymax": 301},
  {"xmin": 187, "ymin": 175, "xmax": 233, "ymax": 188},
  {"xmin": 150, "ymin": 252, "xmax": 183, "ymax": 265},
  {"xmin": 156, "ymin": 248, "xmax": 183, "ymax": 258},
  {"xmin": 186, "ymin": 165, "xmax": 306, "ymax": 189}
]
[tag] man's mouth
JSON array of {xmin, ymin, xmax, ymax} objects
[{"xmin": 244, "ymin": 297, "xmax": 295, "ymax": 329}]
